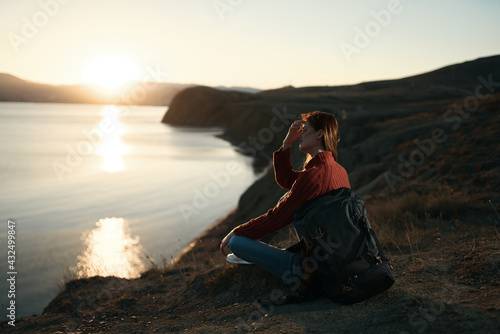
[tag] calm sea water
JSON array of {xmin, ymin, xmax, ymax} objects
[{"xmin": 0, "ymin": 102, "xmax": 256, "ymax": 318}]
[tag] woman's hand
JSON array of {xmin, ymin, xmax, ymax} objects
[
  {"xmin": 220, "ymin": 230, "xmax": 235, "ymax": 256},
  {"xmin": 283, "ymin": 120, "xmax": 304, "ymax": 150}
]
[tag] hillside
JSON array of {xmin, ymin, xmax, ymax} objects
[
  {"xmin": 162, "ymin": 55, "xmax": 500, "ymax": 179},
  {"xmin": 2, "ymin": 55, "xmax": 499, "ymax": 333},
  {"xmin": 0, "ymin": 73, "xmax": 192, "ymax": 106}
]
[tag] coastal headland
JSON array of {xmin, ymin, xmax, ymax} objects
[{"xmin": 2, "ymin": 55, "xmax": 499, "ymax": 333}]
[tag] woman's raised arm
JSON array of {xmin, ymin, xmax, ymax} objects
[{"xmin": 274, "ymin": 120, "xmax": 304, "ymax": 189}]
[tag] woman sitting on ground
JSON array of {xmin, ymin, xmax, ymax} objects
[{"xmin": 220, "ymin": 111, "xmax": 351, "ymax": 291}]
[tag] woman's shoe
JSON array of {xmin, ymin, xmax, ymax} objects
[{"xmin": 227, "ymin": 253, "xmax": 253, "ymax": 264}]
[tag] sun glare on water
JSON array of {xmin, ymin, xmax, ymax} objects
[
  {"xmin": 81, "ymin": 53, "xmax": 143, "ymax": 89},
  {"xmin": 72, "ymin": 217, "xmax": 148, "ymax": 279},
  {"xmin": 95, "ymin": 105, "xmax": 128, "ymax": 172}
]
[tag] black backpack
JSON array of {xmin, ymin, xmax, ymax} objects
[{"xmin": 290, "ymin": 187, "xmax": 395, "ymax": 304}]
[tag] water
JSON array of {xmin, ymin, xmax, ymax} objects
[{"xmin": 0, "ymin": 102, "xmax": 257, "ymax": 318}]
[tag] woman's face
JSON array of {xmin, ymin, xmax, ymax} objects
[{"xmin": 299, "ymin": 121, "xmax": 322, "ymax": 153}]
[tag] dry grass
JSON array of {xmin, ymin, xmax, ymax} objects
[{"xmin": 366, "ymin": 185, "xmax": 478, "ymax": 256}]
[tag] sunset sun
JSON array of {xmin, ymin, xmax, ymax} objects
[{"xmin": 81, "ymin": 53, "xmax": 143, "ymax": 89}]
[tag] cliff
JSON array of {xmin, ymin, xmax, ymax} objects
[
  {"xmin": 161, "ymin": 55, "xmax": 500, "ymax": 196},
  {"xmin": 2, "ymin": 55, "xmax": 499, "ymax": 333}
]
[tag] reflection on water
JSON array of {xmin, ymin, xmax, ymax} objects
[
  {"xmin": 72, "ymin": 217, "xmax": 147, "ymax": 278},
  {"xmin": 96, "ymin": 106, "xmax": 128, "ymax": 172}
]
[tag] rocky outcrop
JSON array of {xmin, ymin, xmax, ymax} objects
[
  {"xmin": 161, "ymin": 55, "xmax": 500, "ymax": 197},
  {"xmin": 161, "ymin": 86, "xmax": 253, "ymax": 127},
  {"xmin": 162, "ymin": 85, "xmax": 295, "ymax": 153}
]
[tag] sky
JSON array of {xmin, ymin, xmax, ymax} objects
[{"xmin": 1, "ymin": 0, "xmax": 499, "ymax": 90}]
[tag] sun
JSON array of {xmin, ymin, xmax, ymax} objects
[{"xmin": 81, "ymin": 53, "xmax": 143, "ymax": 89}]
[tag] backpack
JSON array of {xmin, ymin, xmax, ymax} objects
[{"xmin": 290, "ymin": 187, "xmax": 395, "ymax": 304}]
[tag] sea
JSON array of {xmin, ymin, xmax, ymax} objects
[{"xmin": 0, "ymin": 102, "xmax": 257, "ymax": 318}]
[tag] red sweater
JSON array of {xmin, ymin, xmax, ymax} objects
[{"xmin": 233, "ymin": 146, "xmax": 351, "ymax": 240}]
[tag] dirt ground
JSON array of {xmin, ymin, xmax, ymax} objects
[{"xmin": 1, "ymin": 208, "xmax": 498, "ymax": 333}]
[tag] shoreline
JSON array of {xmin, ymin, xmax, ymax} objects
[
  {"xmin": 0, "ymin": 104, "xmax": 259, "ymax": 321},
  {"xmin": 3, "ymin": 62, "xmax": 500, "ymax": 331},
  {"xmin": 170, "ymin": 134, "xmax": 273, "ymax": 267}
]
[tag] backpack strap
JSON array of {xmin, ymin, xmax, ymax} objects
[
  {"xmin": 359, "ymin": 217, "xmax": 382, "ymax": 264},
  {"xmin": 352, "ymin": 195, "xmax": 381, "ymax": 264}
]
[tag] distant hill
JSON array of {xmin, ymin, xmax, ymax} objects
[
  {"xmin": 215, "ymin": 86, "xmax": 262, "ymax": 94},
  {"xmin": 0, "ymin": 73, "xmax": 194, "ymax": 106},
  {"xmin": 163, "ymin": 54, "xmax": 500, "ymax": 125},
  {"xmin": 398, "ymin": 54, "xmax": 500, "ymax": 90},
  {"xmin": 256, "ymin": 55, "xmax": 500, "ymax": 101}
]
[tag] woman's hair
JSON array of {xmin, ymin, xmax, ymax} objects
[{"xmin": 301, "ymin": 111, "xmax": 340, "ymax": 165}]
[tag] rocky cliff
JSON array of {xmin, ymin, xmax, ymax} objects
[{"xmin": 161, "ymin": 55, "xmax": 500, "ymax": 197}]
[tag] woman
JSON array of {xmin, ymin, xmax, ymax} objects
[{"xmin": 219, "ymin": 111, "xmax": 351, "ymax": 287}]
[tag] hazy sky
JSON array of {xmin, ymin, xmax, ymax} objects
[{"xmin": 1, "ymin": 0, "xmax": 499, "ymax": 89}]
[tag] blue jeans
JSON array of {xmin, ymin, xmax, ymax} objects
[{"xmin": 228, "ymin": 235, "xmax": 301, "ymax": 283}]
